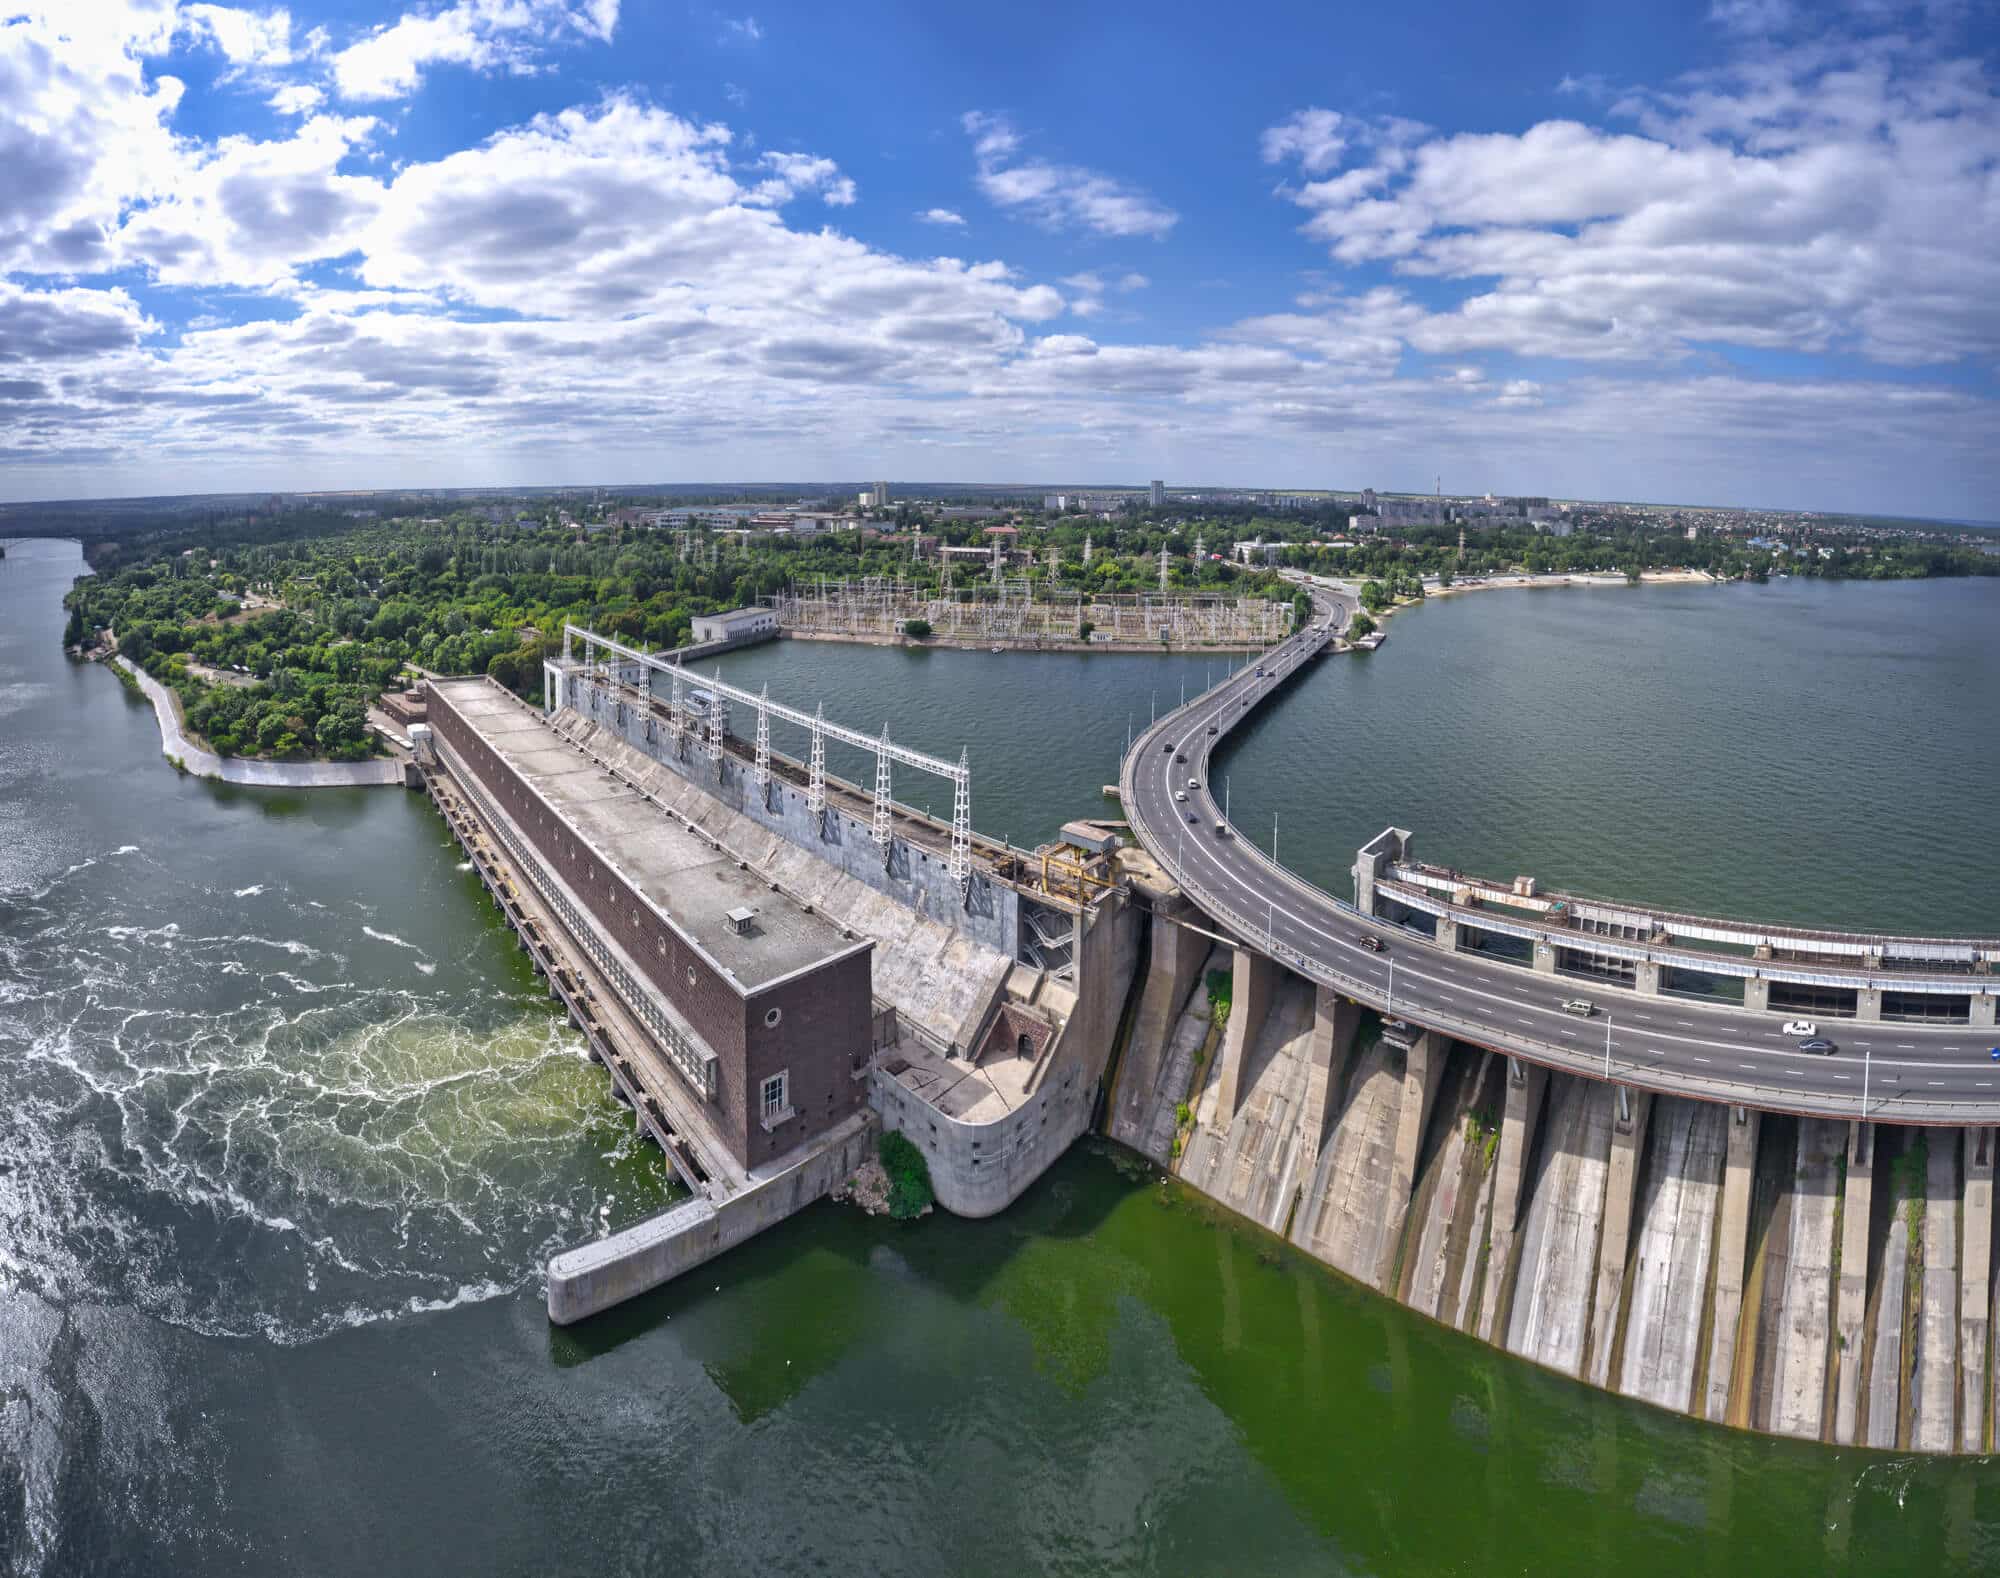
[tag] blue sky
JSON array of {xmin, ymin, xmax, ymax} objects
[{"xmin": 2, "ymin": 0, "xmax": 1996, "ymax": 514}]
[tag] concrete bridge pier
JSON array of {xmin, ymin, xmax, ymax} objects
[
  {"xmin": 1856, "ymin": 987, "xmax": 1884, "ymax": 1023},
  {"xmin": 1531, "ymin": 941, "xmax": 1556, "ymax": 976},
  {"xmin": 1298, "ymin": 988, "xmax": 1359, "ymax": 1170},
  {"xmin": 1703, "ymin": 1105, "xmax": 1761, "ymax": 1425},
  {"xmin": 1435, "ymin": 918, "xmax": 1459, "ymax": 953},
  {"xmin": 1972, "ymin": 994, "xmax": 1997, "ymax": 1028},
  {"xmin": 1633, "ymin": 961, "xmax": 1661, "ymax": 997},
  {"xmin": 1376, "ymin": 1028, "xmax": 1444, "ymax": 1287},
  {"xmin": 1744, "ymin": 977, "xmax": 1770, "ymax": 1013},
  {"xmin": 1212, "ymin": 948, "xmax": 1276, "ymax": 1131},
  {"xmin": 1832, "ymin": 1121, "xmax": 1874, "ymax": 1446},
  {"xmin": 1477, "ymin": 1057, "xmax": 1546, "ymax": 1342},
  {"xmin": 1962, "ymin": 1127, "xmax": 1994, "ymax": 1452},
  {"xmin": 1108, "ymin": 899, "xmax": 1210, "ymax": 1154},
  {"xmin": 1585, "ymin": 1088, "xmax": 1653, "ymax": 1388}
]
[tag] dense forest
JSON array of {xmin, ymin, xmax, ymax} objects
[{"xmin": 60, "ymin": 510, "xmax": 1294, "ymax": 760}]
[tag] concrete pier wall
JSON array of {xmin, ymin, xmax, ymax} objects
[
  {"xmin": 1398, "ymin": 1052, "xmax": 1501, "ymax": 1331},
  {"xmin": 1912, "ymin": 1131, "xmax": 1961, "ymax": 1451},
  {"xmin": 548, "ymin": 1116, "xmax": 874, "ymax": 1323},
  {"xmin": 1505, "ymin": 1076, "xmax": 1615, "ymax": 1377},
  {"xmin": 1178, "ymin": 974, "xmax": 1319, "ymax": 1234},
  {"xmin": 1618, "ymin": 1096, "xmax": 1726, "ymax": 1414},
  {"xmin": 1291, "ymin": 1023, "xmax": 1405, "ymax": 1287}
]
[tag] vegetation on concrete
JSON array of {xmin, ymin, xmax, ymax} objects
[
  {"xmin": 878, "ymin": 1129, "xmax": 935, "ymax": 1220},
  {"xmin": 1205, "ymin": 968, "xmax": 1233, "ymax": 1026},
  {"xmin": 901, "ymin": 617, "xmax": 932, "ymax": 639}
]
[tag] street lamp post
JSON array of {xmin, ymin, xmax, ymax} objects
[
  {"xmin": 1387, "ymin": 955, "xmax": 1395, "ymax": 1016},
  {"xmin": 1862, "ymin": 1042, "xmax": 1872, "ymax": 1118},
  {"xmin": 1604, "ymin": 1013, "xmax": 1614, "ymax": 1082},
  {"xmin": 1273, "ymin": 812, "xmax": 1279, "ymax": 866}
]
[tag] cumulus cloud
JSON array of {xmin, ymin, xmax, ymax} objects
[
  {"xmin": 182, "ymin": 4, "xmax": 300, "ymax": 68},
  {"xmin": 267, "ymin": 82, "xmax": 325, "ymax": 114},
  {"xmin": 1260, "ymin": 107, "xmax": 1345, "ymax": 174},
  {"xmin": 1264, "ymin": 33, "xmax": 2000, "ymax": 368},
  {"xmin": 0, "ymin": 5, "xmax": 1994, "ymax": 520},
  {"xmin": 962, "ymin": 111, "xmax": 1177, "ymax": 238},
  {"xmin": 332, "ymin": 0, "xmax": 618, "ymax": 100}
]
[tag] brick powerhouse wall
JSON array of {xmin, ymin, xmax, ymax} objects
[{"xmin": 428, "ymin": 685, "xmax": 871, "ymax": 1169}]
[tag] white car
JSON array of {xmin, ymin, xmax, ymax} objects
[
  {"xmin": 1782, "ymin": 1019, "xmax": 1817, "ymax": 1037},
  {"xmin": 1174, "ymin": 790, "xmax": 1188, "ymax": 803}
]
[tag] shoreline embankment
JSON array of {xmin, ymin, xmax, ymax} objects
[{"xmin": 113, "ymin": 657, "xmax": 406, "ymax": 788}]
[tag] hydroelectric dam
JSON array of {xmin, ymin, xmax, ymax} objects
[{"xmin": 411, "ymin": 602, "xmax": 2000, "ymax": 1454}]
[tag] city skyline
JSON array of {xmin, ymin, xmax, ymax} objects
[{"xmin": 2, "ymin": 1, "xmax": 1997, "ymax": 516}]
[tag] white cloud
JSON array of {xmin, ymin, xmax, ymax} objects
[
  {"xmin": 331, "ymin": 0, "xmax": 618, "ymax": 101},
  {"xmin": 962, "ymin": 111, "xmax": 1177, "ymax": 239},
  {"xmin": 182, "ymin": 5, "xmax": 299, "ymax": 68},
  {"xmin": 1265, "ymin": 33, "xmax": 2000, "ymax": 368},
  {"xmin": 917, "ymin": 207, "xmax": 965, "ymax": 226},
  {"xmin": 754, "ymin": 150, "xmax": 856, "ymax": 207},
  {"xmin": 1115, "ymin": 271, "xmax": 1148, "ymax": 292},
  {"xmin": 267, "ymin": 82, "xmax": 324, "ymax": 115},
  {"xmin": 722, "ymin": 15, "xmax": 762, "ymax": 43},
  {"xmin": 1261, "ymin": 107, "xmax": 1345, "ymax": 174}
]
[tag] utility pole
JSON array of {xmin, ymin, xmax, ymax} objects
[{"xmin": 1604, "ymin": 1013, "xmax": 1614, "ymax": 1082}]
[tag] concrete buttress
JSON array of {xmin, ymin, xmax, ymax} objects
[
  {"xmin": 1585, "ymin": 1089, "xmax": 1653, "ymax": 1388},
  {"xmin": 1213, "ymin": 947, "xmax": 1275, "ymax": 1130},
  {"xmin": 1832, "ymin": 1121, "xmax": 1874, "ymax": 1446},
  {"xmin": 1477, "ymin": 1059, "xmax": 1547, "ymax": 1343},
  {"xmin": 1960, "ymin": 1127, "xmax": 1993, "ymax": 1452},
  {"xmin": 1703, "ymin": 1106, "xmax": 1761, "ymax": 1425},
  {"xmin": 1376, "ymin": 1029, "xmax": 1444, "ymax": 1287}
]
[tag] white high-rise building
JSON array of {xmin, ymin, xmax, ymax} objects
[{"xmin": 1149, "ymin": 479, "xmax": 1164, "ymax": 508}]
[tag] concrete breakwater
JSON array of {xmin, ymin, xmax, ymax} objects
[{"xmin": 1111, "ymin": 934, "xmax": 2000, "ymax": 1452}]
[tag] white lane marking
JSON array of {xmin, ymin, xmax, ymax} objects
[
  {"xmin": 1517, "ymin": 1018, "xmax": 1535, "ymax": 1026},
  {"xmin": 1561, "ymin": 1029, "xmax": 1577, "ymax": 1038},
  {"xmin": 1832, "ymin": 1073, "xmax": 1848, "ymax": 1080},
  {"xmin": 1135, "ymin": 749, "xmax": 1986, "ymax": 1084},
  {"xmin": 1739, "ymin": 1063, "xmax": 1757, "ymax": 1071},
  {"xmin": 1930, "ymin": 1081, "xmax": 1945, "ymax": 1086},
  {"xmin": 1676, "ymin": 1020, "xmax": 1695, "ymax": 1028},
  {"xmin": 1635, "ymin": 1013, "xmax": 1654, "ymax": 1021},
  {"xmin": 1693, "ymin": 1056, "xmax": 1711, "ymax": 1064},
  {"xmin": 1981, "ymin": 1083, "xmax": 1994, "ymax": 1089},
  {"xmin": 1896, "ymin": 1044, "xmax": 1915, "ymax": 1050}
]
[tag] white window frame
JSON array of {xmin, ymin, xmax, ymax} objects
[{"xmin": 759, "ymin": 1069, "xmax": 793, "ymax": 1130}]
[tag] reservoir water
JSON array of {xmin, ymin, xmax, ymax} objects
[{"xmin": 3, "ymin": 537, "xmax": 1996, "ymax": 1576}]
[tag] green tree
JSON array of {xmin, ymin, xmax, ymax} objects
[{"xmin": 902, "ymin": 618, "xmax": 932, "ymax": 639}]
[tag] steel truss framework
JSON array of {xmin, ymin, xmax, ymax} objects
[{"xmin": 562, "ymin": 623, "xmax": 973, "ymax": 885}]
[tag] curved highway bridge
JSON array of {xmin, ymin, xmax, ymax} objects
[{"xmin": 1120, "ymin": 586, "xmax": 2000, "ymax": 1125}]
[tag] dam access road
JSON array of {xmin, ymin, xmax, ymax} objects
[{"xmin": 1122, "ymin": 587, "xmax": 2000, "ymax": 1126}]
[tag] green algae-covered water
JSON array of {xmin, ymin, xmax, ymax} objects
[{"xmin": 4, "ymin": 537, "xmax": 1996, "ymax": 1576}]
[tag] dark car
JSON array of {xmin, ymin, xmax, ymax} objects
[
  {"xmin": 1175, "ymin": 752, "xmax": 1186, "ymax": 763},
  {"xmin": 1207, "ymin": 724, "xmax": 1218, "ymax": 734},
  {"xmin": 1798, "ymin": 1037, "xmax": 1837, "ymax": 1054},
  {"xmin": 1186, "ymin": 811, "xmax": 1198, "ymax": 823}
]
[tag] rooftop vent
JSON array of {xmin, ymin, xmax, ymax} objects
[{"xmin": 724, "ymin": 906, "xmax": 756, "ymax": 936}]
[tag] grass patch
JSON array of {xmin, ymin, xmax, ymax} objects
[
  {"xmin": 1205, "ymin": 968, "xmax": 1233, "ymax": 1026},
  {"xmin": 878, "ymin": 1129, "xmax": 935, "ymax": 1220}
]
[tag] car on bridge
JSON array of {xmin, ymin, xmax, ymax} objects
[
  {"xmin": 1560, "ymin": 998, "xmax": 1595, "ymax": 1017},
  {"xmin": 1799, "ymin": 1037, "xmax": 1837, "ymax": 1054},
  {"xmin": 1782, "ymin": 1019, "xmax": 1817, "ymax": 1036},
  {"xmin": 1359, "ymin": 935, "xmax": 1383, "ymax": 953},
  {"xmin": 1175, "ymin": 791, "xmax": 1188, "ymax": 803}
]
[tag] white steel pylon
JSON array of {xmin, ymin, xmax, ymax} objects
[
  {"xmin": 705, "ymin": 668, "xmax": 724, "ymax": 764},
  {"xmin": 754, "ymin": 687, "xmax": 771, "ymax": 788},
  {"xmin": 872, "ymin": 726, "xmax": 893, "ymax": 851},
  {"xmin": 670, "ymin": 662, "xmax": 686, "ymax": 743},
  {"xmin": 949, "ymin": 748, "xmax": 972, "ymax": 887},
  {"xmin": 1158, "ymin": 544, "xmax": 1169, "ymax": 592},
  {"xmin": 807, "ymin": 705, "xmax": 826, "ymax": 814}
]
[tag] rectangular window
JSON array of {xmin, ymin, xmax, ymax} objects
[{"xmin": 760, "ymin": 1071, "xmax": 790, "ymax": 1129}]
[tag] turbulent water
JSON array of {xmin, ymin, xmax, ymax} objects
[{"xmin": 3, "ymin": 538, "xmax": 1996, "ymax": 1577}]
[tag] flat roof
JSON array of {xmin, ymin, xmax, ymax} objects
[
  {"xmin": 432, "ymin": 680, "xmax": 866, "ymax": 994},
  {"xmin": 697, "ymin": 607, "xmax": 772, "ymax": 625}
]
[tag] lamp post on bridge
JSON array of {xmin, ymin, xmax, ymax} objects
[
  {"xmin": 1862, "ymin": 1041, "xmax": 1871, "ymax": 1118},
  {"xmin": 1604, "ymin": 1012, "xmax": 1614, "ymax": 1083},
  {"xmin": 1387, "ymin": 955, "xmax": 1395, "ymax": 1016}
]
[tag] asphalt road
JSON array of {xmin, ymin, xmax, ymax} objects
[{"xmin": 1122, "ymin": 587, "xmax": 2000, "ymax": 1125}]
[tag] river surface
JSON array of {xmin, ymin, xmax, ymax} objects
[{"xmin": 3, "ymin": 537, "xmax": 1997, "ymax": 1576}]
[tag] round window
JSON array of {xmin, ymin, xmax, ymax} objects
[{"xmin": 764, "ymin": 1007, "xmax": 783, "ymax": 1029}]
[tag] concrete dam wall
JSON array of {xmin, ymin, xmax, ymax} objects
[{"xmin": 1126, "ymin": 948, "xmax": 2000, "ymax": 1453}]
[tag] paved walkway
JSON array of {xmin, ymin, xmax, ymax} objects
[{"xmin": 115, "ymin": 658, "xmax": 404, "ymax": 788}]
